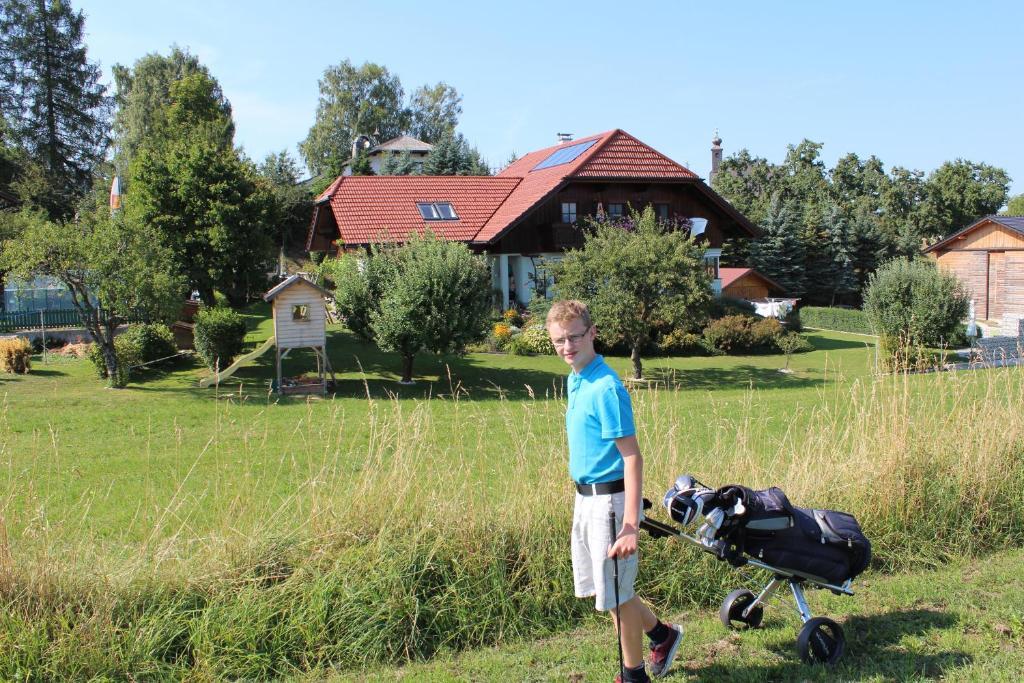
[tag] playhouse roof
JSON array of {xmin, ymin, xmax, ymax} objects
[{"xmin": 263, "ymin": 274, "xmax": 331, "ymax": 302}]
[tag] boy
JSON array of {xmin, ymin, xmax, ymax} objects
[{"xmin": 546, "ymin": 300, "xmax": 683, "ymax": 682}]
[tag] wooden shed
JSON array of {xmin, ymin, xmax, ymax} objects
[
  {"xmin": 263, "ymin": 274, "xmax": 335, "ymax": 395},
  {"xmin": 719, "ymin": 268, "xmax": 787, "ymax": 300},
  {"xmin": 924, "ymin": 215, "xmax": 1024, "ymax": 328}
]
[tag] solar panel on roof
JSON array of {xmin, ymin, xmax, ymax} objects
[{"xmin": 531, "ymin": 139, "xmax": 599, "ymax": 172}]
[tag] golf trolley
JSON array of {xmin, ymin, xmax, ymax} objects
[{"xmin": 639, "ymin": 476, "xmax": 871, "ymax": 665}]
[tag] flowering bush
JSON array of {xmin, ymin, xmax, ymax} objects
[
  {"xmin": 502, "ymin": 308, "xmax": 523, "ymax": 327},
  {"xmin": 508, "ymin": 324, "xmax": 555, "ymax": 355}
]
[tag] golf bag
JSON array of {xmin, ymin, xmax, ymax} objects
[{"xmin": 664, "ymin": 476, "xmax": 871, "ymax": 585}]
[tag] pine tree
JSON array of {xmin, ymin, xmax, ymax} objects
[
  {"xmin": 823, "ymin": 203, "xmax": 858, "ymax": 305},
  {"xmin": 0, "ymin": 0, "xmax": 110, "ymax": 217},
  {"xmin": 750, "ymin": 194, "xmax": 807, "ymax": 296},
  {"xmin": 422, "ymin": 132, "xmax": 489, "ymax": 175},
  {"xmin": 379, "ymin": 150, "xmax": 418, "ymax": 175}
]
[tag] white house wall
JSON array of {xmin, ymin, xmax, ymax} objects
[{"xmin": 273, "ymin": 287, "xmax": 327, "ymax": 349}]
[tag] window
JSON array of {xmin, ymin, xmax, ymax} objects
[
  {"xmin": 435, "ymin": 202, "xmax": 458, "ymax": 220},
  {"xmin": 292, "ymin": 304, "xmax": 310, "ymax": 322},
  {"xmin": 704, "ymin": 255, "xmax": 720, "ymax": 280},
  {"xmin": 608, "ymin": 203, "xmax": 624, "ymax": 218},
  {"xmin": 417, "ymin": 202, "xmax": 458, "ymax": 220},
  {"xmin": 561, "ymin": 202, "xmax": 577, "ymax": 223},
  {"xmin": 655, "ymin": 203, "xmax": 670, "ymax": 221}
]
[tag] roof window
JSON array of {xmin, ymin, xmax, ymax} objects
[
  {"xmin": 417, "ymin": 202, "xmax": 458, "ymax": 220},
  {"xmin": 532, "ymin": 138, "xmax": 599, "ymax": 172}
]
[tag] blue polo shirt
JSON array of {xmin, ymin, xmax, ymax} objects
[{"xmin": 566, "ymin": 355, "xmax": 636, "ymax": 484}]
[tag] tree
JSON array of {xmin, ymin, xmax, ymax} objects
[
  {"xmin": 320, "ymin": 233, "xmax": 492, "ymax": 383},
  {"xmin": 408, "ymin": 82, "xmax": 461, "ymax": 143},
  {"xmin": 300, "ymin": 60, "xmax": 407, "ymax": 176},
  {"xmin": 711, "ymin": 149, "xmax": 779, "ymax": 225},
  {"xmin": 1006, "ymin": 194, "xmax": 1024, "ymax": 216},
  {"xmin": 111, "ymin": 46, "xmax": 231, "ymax": 171},
  {"xmin": 0, "ymin": 0, "xmax": 110, "ymax": 218},
  {"xmin": 378, "ymin": 149, "xmax": 419, "ymax": 176},
  {"xmin": 925, "ymin": 160, "xmax": 1010, "ymax": 239},
  {"xmin": 258, "ymin": 149, "xmax": 312, "ymax": 258},
  {"xmin": 553, "ymin": 206, "xmax": 712, "ymax": 380},
  {"xmin": 422, "ymin": 132, "xmax": 490, "ymax": 175},
  {"xmin": 128, "ymin": 73, "xmax": 275, "ymax": 305},
  {"xmin": 749, "ymin": 195, "xmax": 807, "ymax": 297},
  {"xmin": 0, "ymin": 200, "xmax": 183, "ymax": 386}
]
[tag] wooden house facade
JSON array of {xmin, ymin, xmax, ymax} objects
[
  {"xmin": 924, "ymin": 215, "xmax": 1024, "ymax": 328},
  {"xmin": 308, "ymin": 129, "xmax": 760, "ymax": 308}
]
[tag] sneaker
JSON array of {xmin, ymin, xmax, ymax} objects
[
  {"xmin": 614, "ymin": 669, "xmax": 651, "ymax": 683},
  {"xmin": 648, "ymin": 623, "xmax": 684, "ymax": 677}
]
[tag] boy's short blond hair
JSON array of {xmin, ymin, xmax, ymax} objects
[{"xmin": 546, "ymin": 300, "xmax": 592, "ymax": 330}]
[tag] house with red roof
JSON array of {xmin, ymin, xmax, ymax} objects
[{"xmin": 307, "ymin": 129, "xmax": 760, "ymax": 308}]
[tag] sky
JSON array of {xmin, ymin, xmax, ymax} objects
[{"xmin": 78, "ymin": 0, "xmax": 1024, "ymax": 196}]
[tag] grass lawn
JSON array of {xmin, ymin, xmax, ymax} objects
[
  {"xmin": 0, "ymin": 318, "xmax": 879, "ymax": 562},
  {"xmin": 329, "ymin": 547, "xmax": 1024, "ymax": 682},
  {"xmin": 1, "ymin": 316, "xmax": 1022, "ymax": 678}
]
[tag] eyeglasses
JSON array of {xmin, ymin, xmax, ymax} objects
[{"xmin": 551, "ymin": 327, "xmax": 592, "ymax": 347}]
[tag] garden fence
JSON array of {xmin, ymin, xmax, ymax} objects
[{"xmin": 0, "ymin": 308, "xmax": 147, "ymax": 333}]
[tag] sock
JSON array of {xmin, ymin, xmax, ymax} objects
[
  {"xmin": 646, "ymin": 620, "xmax": 672, "ymax": 645},
  {"xmin": 623, "ymin": 663, "xmax": 650, "ymax": 683}
]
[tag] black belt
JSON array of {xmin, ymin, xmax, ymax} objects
[{"xmin": 575, "ymin": 479, "xmax": 625, "ymax": 496}]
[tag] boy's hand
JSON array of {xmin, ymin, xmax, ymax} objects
[{"xmin": 608, "ymin": 524, "xmax": 638, "ymax": 558}]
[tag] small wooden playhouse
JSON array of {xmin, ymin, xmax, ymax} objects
[{"xmin": 263, "ymin": 274, "xmax": 336, "ymax": 395}]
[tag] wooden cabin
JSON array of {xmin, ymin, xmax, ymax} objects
[{"xmin": 924, "ymin": 215, "xmax": 1024, "ymax": 330}]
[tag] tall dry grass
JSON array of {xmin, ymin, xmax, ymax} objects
[{"xmin": 0, "ymin": 365, "xmax": 1022, "ymax": 678}]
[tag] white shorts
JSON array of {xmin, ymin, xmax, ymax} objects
[{"xmin": 571, "ymin": 490, "xmax": 642, "ymax": 611}]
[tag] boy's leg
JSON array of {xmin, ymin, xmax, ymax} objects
[{"xmin": 610, "ymin": 597, "xmax": 658, "ymax": 668}]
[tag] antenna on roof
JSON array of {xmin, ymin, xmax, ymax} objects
[{"xmin": 557, "ymin": 132, "xmax": 574, "ymax": 144}]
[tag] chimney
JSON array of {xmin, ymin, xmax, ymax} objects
[
  {"xmin": 557, "ymin": 132, "xmax": 574, "ymax": 145},
  {"xmin": 710, "ymin": 129, "xmax": 723, "ymax": 182}
]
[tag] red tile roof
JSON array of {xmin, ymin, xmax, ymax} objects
[
  {"xmin": 314, "ymin": 129, "xmax": 728, "ymax": 247},
  {"xmin": 719, "ymin": 267, "xmax": 754, "ymax": 288},
  {"xmin": 319, "ymin": 176, "xmax": 520, "ymax": 244},
  {"xmin": 719, "ymin": 267, "xmax": 787, "ymax": 294}
]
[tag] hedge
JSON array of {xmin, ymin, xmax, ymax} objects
[{"xmin": 797, "ymin": 306, "xmax": 874, "ymax": 335}]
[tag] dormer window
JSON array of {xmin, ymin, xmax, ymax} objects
[{"xmin": 417, "ymin": 202, "xmax": 458, "ymax": 220}]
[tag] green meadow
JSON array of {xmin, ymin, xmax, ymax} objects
[{"xmin": 1, "ymin": 314, "xmax": 1022, "ymax": 679}]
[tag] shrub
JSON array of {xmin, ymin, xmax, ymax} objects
[
  {"xmin": 702, "ymin": 315, "xmax": 795, "ymax": 354},
  {"xmin": 116, "ymin": 323, "xmax": 177, "ymax": 365},
  {"xmin": 88, "ymin": 334, "xmax": 143, "ymax": 385},
  {"xmin": 864, "ymin": 258, "xmax": 970, "ymax": 348},
  {"xmin": 708, "ymin": 296, "xmax": 756, "ymax": 319},
  {"xmin": 703, "ymin": 315, "xmax": 755, "ymax": 353},
  {"xmin": 511, "ymin": 324, "xmax": 555, "ymax": 355},
  {"xmin": 0, "ymin": 337, "xmax": 32, "ymax": 373},
  {"xmin": 798, "ymin": 306, "xmax": 872, "ymax": 334},
  {"xmin": 657, "ymin": 329, "xmax": 707, "ymax": 356},
  {"xmin": 194, "ymin": 307, "xmax": 247, "ymax": 370},
  {"xmin": 775, "ymin": 331, "xmax": 813, "ymax": 355},
  {"xmin": 750, "ymin": 317, "xmax": 784, "ymax": 348}
]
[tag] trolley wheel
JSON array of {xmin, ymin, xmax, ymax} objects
[
  {"xmin": 719, "ymin": 589, "xmax": 764, "ymax": 629},
  {"xmin": 796, "ymin": 616, "xmax": 845, "ymax": 665}
]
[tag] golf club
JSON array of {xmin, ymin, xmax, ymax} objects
[{"xmin": 609, "ymin": 509, "xmax": 625, "ymax": 681}]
